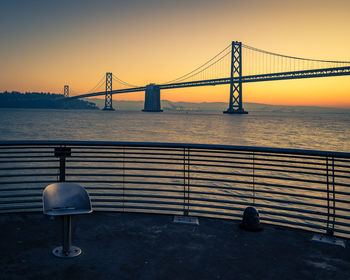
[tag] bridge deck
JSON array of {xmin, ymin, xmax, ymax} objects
[
  {"xmin": 1, "ymin": 212, "xmax": 349, "ymax": 279},
  {"xmin": 70, "ymin": 66, "xmax": 350, "ymax": 99}
]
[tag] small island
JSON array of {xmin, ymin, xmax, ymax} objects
[{"xmin": 0, "ymin": 91, "xmax": 97, "ymax": 110}]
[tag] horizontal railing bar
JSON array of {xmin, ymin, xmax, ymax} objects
[
  {"xmin": 259, "ymin": 216, "xmax": 326, "ymax": 231},
  {"xmin": 69, "ymin": 149, "xmax": 325, "ymax": 162},
  {"xmin": 63, "ymin": 170, "xmax": 350, "ymax": 187},
  {"xmin": 92, "ymin": 198, "xmax": 184, "ymax": 206},
  {"xmin": 188, "ymin": 209, "xmax": 242, "ymax": 218},
  {"xmin": 93, "ymin": 204, "xmax": 183, "ymax": 213},
  {"xmin": 0, "ymin": 204, "xmax": 42, "ymax": 211},
  {"xmin": 189, "ymin": 157, "xmax": 350, "ymax": 173},
  {"xmin": 67, "ymin": 146, "xmax": 320, "ymax": 159},
  {"xmin": 195, "ymin": 199, "xmax": 346, "ymax": 217},
  {"xmin": 0, "ymin": 151, "xmax": 53, "ymax": 155},
  {"xmin": 67, "ymin": 153, "xmax": 329, "ymax": 167},
  {"xmin": 191, "ymin": 198, "xmax": 330, "ymax": 214},
  {"xmin": 68, "ymin": 156, "xmax": 350, "ymax": 172},
  {"xmin": 1, "ymin": 141, "xmax": 349, "ymax": 158},
  {"xmin": 66, "ymin": 157, "xmax": 325, "ymax": 172},
  {"xmin": 89, "ymin": 192, "xmax": 330, "ymax": 213},
  {"xmin": 0, "ymin": 198, "xmax": 42, "ymax": 204},
  {"xmin": 260, "ymin": 209, "xmax": 327, "ymax": 222},
  {"xmin": 188, "ymin": 202, "xmax": 328, "ymax": 221},
  {"xmin": 62, "ymin": 178, "xmax": 331, "ymax": 194},
  {"xmin": 0, "ymin": 186, "xmax": 46, "ymax": 192},
  {"xmin": 0, "ymin": 173, "xmax": 58, "ymax": 178},
  {"xmin": 64, "ymin": 164, "xmax": 350, "ymax": 179},
  {"xmin": 0, "ymin": 180, "xmax": 57, "ymax": 185},
  {"xmin": 0, "ymin": 160, "xmax": 58, "ymax": 164},
  {"xmin": 0, "ymin": 155, "xmax": 55, "ymax": 159},
  {"xmin": 0, "ymin": 166, "xmax": 58, "ymax": 171},
  {"xmin": 89, "ymin": 197, "xmax": 331, "ymax": 218},
  {"xmin": 0, "ymin": 193, "xmax": 43, "ymax": 199},
  {"xmin": 331, "ymin": 228, "xmax": 350, "ymax": 235}
]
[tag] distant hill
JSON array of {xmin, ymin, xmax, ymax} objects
[
  {"xmin": 85, "ymin": 98, "xmax": 350, "ymax": 114},
  {"xmin": 0, "ymin": 91, "xmax": 97, "ymax": 110}
]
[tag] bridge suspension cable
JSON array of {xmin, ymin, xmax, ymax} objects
[
  {"xmin": 242, "ymin": 44, "xmax": 350, "ymax": 64},
  {"xmin": 86, "ymin": 73, "xmax": 106, "ymax": 93},
  {"xmin": 112, "ymin": 74, "xmax": 139, "ymax": 88},
  {"xmin": 162, "ymin": 43, "xmax": 232, "ymax": 84},
  {"xmin": 242, "ymin": 44, "xmax": 350, "ymax": 76}
]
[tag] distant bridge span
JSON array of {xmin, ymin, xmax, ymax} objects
[{"xmin": 66, "ymin": 42, "xmax": 350, "ymax": 113}]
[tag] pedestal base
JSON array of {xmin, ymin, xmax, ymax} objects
[{"xmin": 52, "ymin": 246, "xmax": 82, "ymax": 258}]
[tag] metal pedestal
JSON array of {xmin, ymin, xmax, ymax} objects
[{"xmin": 52, "ymin": 215, "xmax": 82, "ymax": 258}]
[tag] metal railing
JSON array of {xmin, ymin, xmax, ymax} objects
[{"xmin": 1, "ymin": 141, "xmax": 350, "ymax": 238}]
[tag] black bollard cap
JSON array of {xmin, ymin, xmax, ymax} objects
[{"xmin": 239, "ymin": 206, "xmax": 263, "ymax": 232}]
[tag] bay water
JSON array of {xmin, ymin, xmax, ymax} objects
[{"xmin": 1, "ymin": 108, "xmax": 350, "ymax": 152}]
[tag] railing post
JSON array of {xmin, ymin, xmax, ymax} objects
[
  {"xmin": 326, "ymin": 156, "xmax": 336, "ymax": 236},
  {"xmin": 54, "ymin": 146, "xmax": 71, "ymax": 182},
  {"xmin": 252, "ymin": 152, "xmax": 255, "ymax": 206},
  {"xmin": 331, "ymin": 156, "xmax": 336, "ymax": 234},
  {"xmin": 183, "ymin": 147, "xmax": 190, "ymax": 216},
  {"xmin": 122, "ymin": 147, "xmax": 125, "ymax": 212}
]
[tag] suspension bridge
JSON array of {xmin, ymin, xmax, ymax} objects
[{"xmin": 65, "ymin": 41, "xmax": 350, "ymax": 114}]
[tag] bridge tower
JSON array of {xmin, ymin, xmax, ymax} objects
[
  {"xmin": 142, "ymin": 84, "xmax": 163, "ymax": 112},
  {"xmin": 64, "ymin": 85, "xmax": 69, "ymax": 98},
  {"xmin": 224, "ymin": 41, "xmax": 248, "ymax": 114},
  {"xmin": 103, "ymin": 72, "xmax": 115, "ymax": 111}
]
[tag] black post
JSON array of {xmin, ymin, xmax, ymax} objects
[
  {"xmin": 62, "ymin": 215, "xmax": 72, "ymax": 256},
  {"xmin": 55, "ymin": 147, "xmax": 71, "ymax": 182}
]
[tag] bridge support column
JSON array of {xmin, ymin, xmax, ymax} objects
[
  {"xmin": 103, "ymin": 72, "xmax": 115, "ymax": 111},
  {"xmin": 64, "ymin": 85, "xmax": 69, "ymax": 98},
  {"xmin": 224, "ymin": 41, "xmax": 248, "ymax": 114},
  {"xmin": 142, "ymin": 84, "xmax": 163, "ymax": 112}
]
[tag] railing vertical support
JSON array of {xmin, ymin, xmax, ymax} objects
[
  {"xmin": 54, "ymin": 146, "xmax": 71, "ymax": 182},
  {"xmin": 252, "ymin": 152, "xmax": 255, "ymax": 206},
  {"xmin": 326, "ymin": 156, "xmax": 336, "ymax": 236},
  {"xmin": 183, "ymin": 147, "xmax": 190, "ymax": 216},
  {"xmin": 122, "ymin": 147, "xmax": 125, "ymax": 212}
]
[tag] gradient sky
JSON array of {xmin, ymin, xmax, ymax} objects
[{"xmin": 1, "ymin": 0, "xmax": 350, "ymax": 108}]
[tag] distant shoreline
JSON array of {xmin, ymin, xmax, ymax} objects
[
  {"xmin": 85, "ymin": 98, "xmax": 350, "ymax": 114},
  {"xmin": 0, "ymin": 91, "xmax": 97, "ymax": 110}
]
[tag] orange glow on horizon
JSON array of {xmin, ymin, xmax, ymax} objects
[{"xmin": 1, "ymin": 0, "xmax": 350, "ymax": 109}]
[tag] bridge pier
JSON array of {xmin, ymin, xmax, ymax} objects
[
  {"xmin": 224, "ymin": 41, "xmax": 248, "ymax": 114},
  {"xmin": 142, "ymin": 84, "xmax": 163, "ymax": 112}
]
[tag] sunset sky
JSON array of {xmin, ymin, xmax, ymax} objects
[{"xmin": 1, "ymin": 0, "xmax": 350, "ymax": 108}]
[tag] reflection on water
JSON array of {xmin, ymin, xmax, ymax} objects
[{"xmin": 1, "ymin": 108, "xmax": 350, "ymax": 152}]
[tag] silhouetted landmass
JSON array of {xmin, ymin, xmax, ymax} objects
[{"xmin": 0, "ymin": 91, "xmax": 97, "ymax": 109}]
